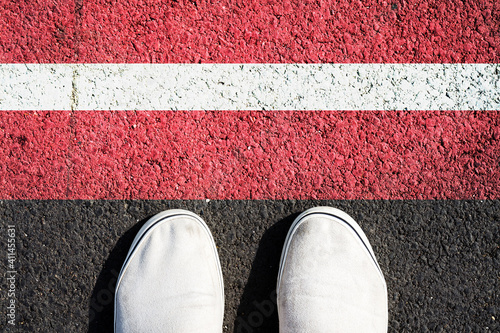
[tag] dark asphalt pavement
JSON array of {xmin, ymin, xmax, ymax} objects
[{"xmin": 0, "ymin": 200, "xmax": 498, "ymax": 332}]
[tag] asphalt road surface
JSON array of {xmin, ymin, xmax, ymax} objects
[{"xmin": 0, "ymin": 200, "xmax": 498, "ymax": 332}]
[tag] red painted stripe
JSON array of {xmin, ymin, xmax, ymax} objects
[
  {"xmin": 0, "ymin": 112, "xmax": 71, "ymax": 198},
  {"xmin": 1, "ymin": 0, "xmax": 499, "ymax": 63},
  {"xmin": 1, "ymin": 111, "xmax": 498, "ymax": 200},
  {"xmin": 0, "ymin": 1, "xmax": 76, "ymax": 63}
]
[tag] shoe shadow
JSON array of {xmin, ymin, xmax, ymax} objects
[
  {"xmin": 87, "ymin": 215, "xmax": 152, "ymax": 333},
  {"xmin": 233, "ymin": 212, "xmax": 299, "ymax": 333}
]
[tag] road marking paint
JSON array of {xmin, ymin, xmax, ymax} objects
[
  {"xmin": 2, "ymin": 110, "xmax": 498, "ymax": 199},
  {"xmin": 1, "ymin": 64, "xmax": 498, "ymax": 110}
]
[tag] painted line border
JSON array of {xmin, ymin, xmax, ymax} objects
[{"xmin": 1, "ymin": 64, "xmax": 499, "ymax": 110}]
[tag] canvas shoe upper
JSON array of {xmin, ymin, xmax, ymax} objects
[
  {"xmin": 114, "ymin": 210, "xmax": 224, "ymax": 333},
  {"xmin": 277, "ymin": 207, "xmax": 388, "ymax": 333}
]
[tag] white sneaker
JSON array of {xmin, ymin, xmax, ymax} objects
[
  {"xmin": 277, "ymin": 207, "xmax": 388, "ymax": 333},
  {"xmin": 114, "ymin": 209, "xmax": 224, "ymax": 333}
]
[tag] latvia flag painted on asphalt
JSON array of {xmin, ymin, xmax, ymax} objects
[
  {"xmin": 0, "ymin": 1, "xmax": 499, "ymax": 332},
  {"xmin": 1, "ymin": 0, "xmax": 499, "ymax": 200}
]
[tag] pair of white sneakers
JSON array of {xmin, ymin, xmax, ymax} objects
[{"xmin": 114, "ymin": 207, "xmax": 388, "ymax": 332}]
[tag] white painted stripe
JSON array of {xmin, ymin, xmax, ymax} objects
[{"xmin": 0, "ymin": 64, "xmax": 498, "ymax": 110}]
